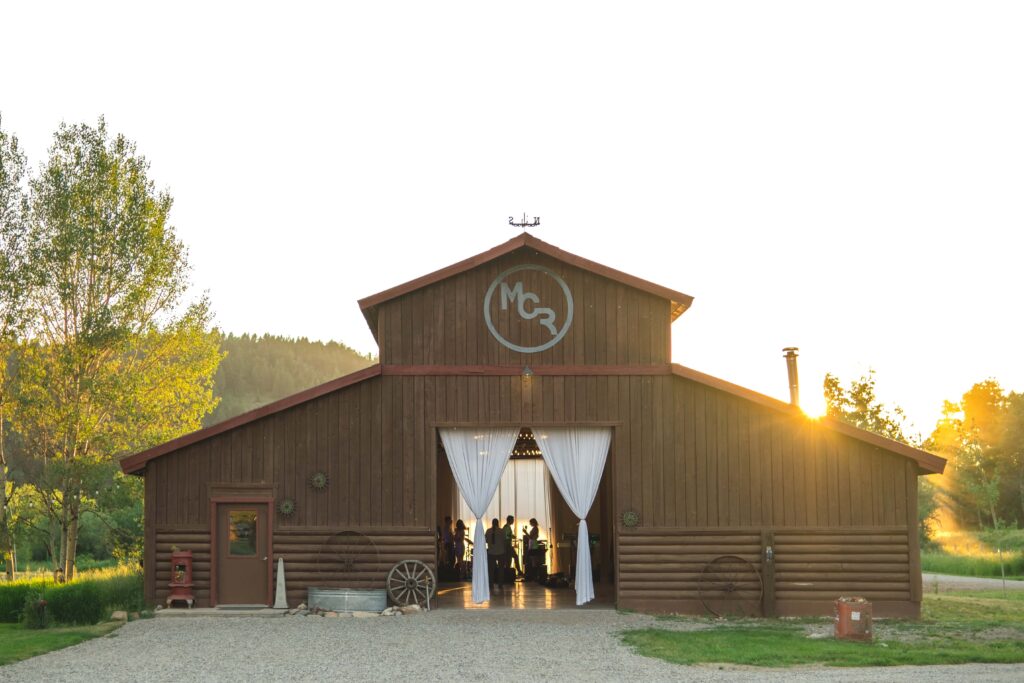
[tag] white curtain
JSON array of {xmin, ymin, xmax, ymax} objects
[
  {"xmin": 457, "ymin": 458, "xmax": 553, "ymax": 549},
  {"xmin": 440, "ymin": 427, "xmax": 519, "ymax": 604},
  {"xmin": 534, "ymin": 427, "xmax": 611, "ymax": 606}
]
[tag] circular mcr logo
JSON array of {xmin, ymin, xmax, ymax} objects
[{"xmin": 483, "ymin": 265, "xmax": 574, "ymax": 354}]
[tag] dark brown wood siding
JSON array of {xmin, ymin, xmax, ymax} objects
[
  {"xmin": 618, "ymin": 529, "xmax": 762, "ymax": 613},
  {"xmin": 143, "ymin": 370, "xmax": 919, "ymax": 615},
  {"xmin": 374, "ymin": 249, "xmax": 672, "ymax": 367},
  {"xmin": 274, "ymin": 528, "xmax": 434, "ymax": 608}
]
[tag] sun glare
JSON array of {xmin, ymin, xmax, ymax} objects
[{"xmin": 801, "ymin": 394, "xmax": 827, "ymax": 419}]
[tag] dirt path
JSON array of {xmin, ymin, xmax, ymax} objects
[{"xmin": 923, "ymin": 572, "xmax": 1024, "ymax": 592}]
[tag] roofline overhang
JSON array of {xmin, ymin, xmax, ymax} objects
[
  {"xmin": 120, "ymin": 361, "xmax": 946, "ymax": 476},
  {"xmin": 669, "ymin": 364, "xmax": 946, "ymax": 475},
  {"xmin": 118, "ymin": 364, "xmax": 383, "ymax": 475}
]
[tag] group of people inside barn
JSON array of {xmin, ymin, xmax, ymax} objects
[{"xmin": 438, "ymin": 516, "xmax": 545, "ymax": 585}]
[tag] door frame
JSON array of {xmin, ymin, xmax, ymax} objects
[{"xmin": 209, "ymin": 496, "xmax": 274, "ymax": 606}]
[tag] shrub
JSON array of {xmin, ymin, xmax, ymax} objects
[
  {"xmin": 922, "ymin": 550, "xmax": 1024, "ymax": 579},
  {"xmin": 21, "ymin": 591, "xmax": 50, "ymax": 629},
  {"xmin": 0, "ymin": 579, "xmax": 51, "ymax": 623},
  {"xmin": 43, "ymin": 581, "xmax": 107, "ymax": 625},
  {"xmin": 96, "ymin": 570, "xmax": 145, "ymax": 613},
  {"xmin": 0, "ymin": 567, "xmax": 144, "ymax": 625}
]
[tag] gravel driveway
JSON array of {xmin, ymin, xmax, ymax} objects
[{"xmin": 4, "ymin": 609, "xmax": 1024, "ymax": 682}]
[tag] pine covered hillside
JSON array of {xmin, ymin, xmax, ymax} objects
[{"xmin": 204, "ymin": 333, "xmax": 376, "ymax": 426}]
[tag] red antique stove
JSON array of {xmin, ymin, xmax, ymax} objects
[{"xmin": 167, "ymin": 549, "xmax": 195, "ymax": 608}]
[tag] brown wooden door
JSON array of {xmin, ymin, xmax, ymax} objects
[{"xmin": 216, "ymin": 504, "xmax": 269, "ymax": 605}]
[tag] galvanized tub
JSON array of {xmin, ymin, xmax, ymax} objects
[{"xmin": 307, "ymin": 587, "xmax": 387, "ymax": 613}]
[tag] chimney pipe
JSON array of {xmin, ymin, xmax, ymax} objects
[{"xmin": 783, "ymin": 347, "xmax": 799, "ymax": 407}]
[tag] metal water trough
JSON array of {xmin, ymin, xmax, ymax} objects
[
  {"xmin": 307, "ymin": 587, "xmax": 387, "ymax": 613},
  {"xmin": 309, "ymin": 530, "xmax": 386, "ymax": 612}
]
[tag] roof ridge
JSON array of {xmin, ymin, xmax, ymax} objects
[{"xmin": 356, "ymin": 233, "xmax": 694, "ymax": 342}]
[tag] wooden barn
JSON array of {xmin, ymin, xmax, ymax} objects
[{"xmin": 120, "ymin": 232, "xmax": 945, "ymax": 616}]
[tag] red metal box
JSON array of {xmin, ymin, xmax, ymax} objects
[{"xmin": 834, "ymin": 596, "xmax": 872, "ymax": 641}]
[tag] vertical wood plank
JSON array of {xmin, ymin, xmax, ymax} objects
[
  {"xmin": 771, "ymin": 416, "xmax": 785, "ymax": 525},
  {"xmin": 803, "ymin": 426, "xmax": 818, "ymax": 527},
  {"xmin": 401, "ymin": 376, "xmax": 413, "ymax": 528},
  {"xmin": 640, "ymin": 294, "xmax": 653, "ymax": 364},
  {"xmin": 711, "ymin": 392, "xmax": 726, "ymax": 527},
  {"xmin": 882, "ymin": 453, "xmax": 897, "ymax": 526},
  {"xmin": 383, "ymin": 376, "xmax": 395, "ymax": 527},
  {"xmin": 907, "ymin": 461, "xmax": 922, "ymax": 602},
  {"xmin": 371, "ymin": 378, "xmax": 383, "ymax": 526},
  {"xmin": 413, "ymin": 375, "xmax": 426, "ymax": 526},
  {"xmin": 619, "ymin": 375, "xmax": 632, "ymax": 514},
  {"xmin": 683, "ymin": 380, "xmax": 698, "ymax": 527},
  {"xmin": 144, "ymin": 470, "xmax": 157, "ymax": 604},
  {"xmin": 694, "ymin": 386, "xmax": 708, "ymax": 526},
  {"xmin": 826, "ymin": 433, "xmax": 840, "ymax": 527},
  {"xmin": 738, "ymin": 401, "xmax": 753, "ymax": 527},
  {"xmin": 659, "ymin": 376, "xmax": 675, "ymax": 526},
  {"xmin": 615, "ymin": 286, "xmax": 627, "ymax": 365}
]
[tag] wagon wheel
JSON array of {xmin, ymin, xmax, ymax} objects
[
  {"xmin": 698, "ymin": 554, "xmax": 763, "ymax": 618},
  {"xmin": 317, "ymin": 530, "xmax": 380, "ymax": 584},
  {"xmin": 387, "ymin": 560, "xmax": 437, "ymax": 607}
]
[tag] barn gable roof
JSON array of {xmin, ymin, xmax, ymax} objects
[
  {"xmin": 118, "ymin": 364, "xmax": 382, "ymax": 474},
  {"xmin": 670, "ymin": 364, "xmax": 946, "ymax": 474},
  {"xmin": 120, "ymin": 361, "xmax": 945, "ymax": 476},
  {"xmin": 357, "ymin": 232, "xmax": 695, "ymax": 342}
]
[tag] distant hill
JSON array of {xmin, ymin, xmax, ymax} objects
[{"xmin": 204, "ymin": 333, "xmax": 376, "ymax": 426}]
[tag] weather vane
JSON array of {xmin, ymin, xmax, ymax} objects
[{"xmin": 509, "ymin": 213, "xmax": 540, "ymax": 230}]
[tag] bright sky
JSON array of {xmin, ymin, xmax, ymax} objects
[{"xmin": 2, "ymin": 2, "xmax": 1022, "ymax": 439}]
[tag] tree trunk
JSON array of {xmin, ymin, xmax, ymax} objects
[
  {"xmin": 47, "ymin": 515, "xmax": 59, "ymax": 574},
  {"xmin": 1018, "ymin": 466, "xmax": 1024, "ymax": 529},
  {"xmin": 64, "ymin": 494, "xmax": 80, "ymax": 582},
  {"xmin": 0, "ymin": 404, "xmax": 14, "ymax": 580},
  {"xmin": 0, "ymin": 403, "xmax": 13, "ymax": 581},
  {"xmin": 58, "ymin": 498, "xmax": 69, "ymax": 581},
  {"xmin": 0, "ymin": 511, "xmax": 12, "ymax": 580}
]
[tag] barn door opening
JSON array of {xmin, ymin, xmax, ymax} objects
[
  {"xmin": 434, "ymin": 427, "xmax": 615, "ymax": 609},
  {"xmin": 214, "ymin": 503, "xmax": 271, "ymax": 605}
]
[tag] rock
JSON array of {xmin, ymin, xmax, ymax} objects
[
  {"xmin": 399, "ymin": 605, "xmax": 422, "ymax": 615},
  {"xmin": 287, "ymin": 608, "xmax": 299, "ymax": 616},
  {"xmin": 299, "ymin": 610, "xmax": 310, "ymax": 616},
  {"xmin": 130, "ymin": 612, "xmax": 141, "ymax": 620},
  {"xmin": 381, "ymin": 607, "xmax": 396, "ymax": 616},
  {"xmin": 297, "ymin": 603, "xmax": 307, "ymax": 611},
  {"xmin": 110, "ymin": 610, "xmax": 128, "ymax": 622},
  {"xmin": 352, "ymin": 611, "xmax": 378, "ymax": 618},
  {"xmin": 325, "ymin": 611, "xmax": 339, "ymax": 618}
]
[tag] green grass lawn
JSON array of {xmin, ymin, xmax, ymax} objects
[
  {"xmin": 622, "ymin": 590, "xmax": 1024, "ymax": 668},
  {"xmin": 0, "ymin": 622, "xmax": 123, "ymax": 666},
  {"xmin": 922, "ymin": 550, "xmax": 1024, "ymax": 580}
]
